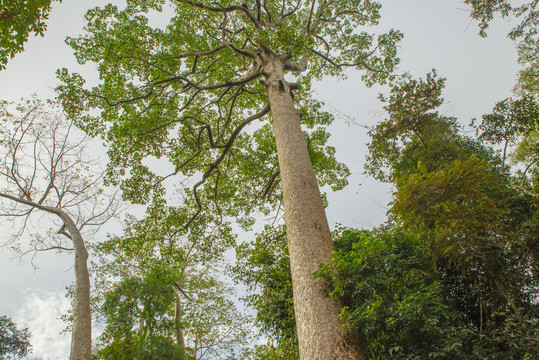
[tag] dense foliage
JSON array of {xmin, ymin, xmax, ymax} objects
[
  {"xmin": 320, "ymin": 228, "xmax": 539, "ymax": 360},
  {"xmin": 91, "ymin": 205, "xmax": 248, "ymax": 360},
  {"xmin": 0, "ymin": 0, "xmax": 60, "ymax": 69}
]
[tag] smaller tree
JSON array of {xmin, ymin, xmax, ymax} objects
[
  {"xmin": 0, "ymin": 315, "xmax": 31, "ymax": 359},
  {"xmin": 92, "ymin": 203, "xmax": 248, "ymax": 360},
  {"xmin": 0, "ymin": 98, "xmax": 120, "ymax": 360},
  {"xmin": 232, "ymin": 224, "xmax": 298, "ymax": 359}
]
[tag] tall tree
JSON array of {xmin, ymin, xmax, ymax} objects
[
  {"xmin": 58, "ymin": 1, "xmax": 401, "ymax": 358},
  {"xmin": 0, "ymin": 98, "xmax": 120, "ymax": 360}
]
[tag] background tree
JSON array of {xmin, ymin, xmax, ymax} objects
[
  {"xmin": 0, "ymin": 0, "xmax": 61, "ymax": 69},
  {"xmin": 361, "ymin": 72, "xmax": 539, "ymax": 357},
  {"xmin": 57, "ymin": 1, "xmax": 401, "ymax": 358},
  {"xmin": 0, "ymin": 315, "xmax": 31, "ymax": 359},
  {"xmin": 233, "ymin": 224, "xmax": 299, "ymax": 360},
  {"xmin": 0, "ymin": 98, "xmax": 120, "ymax": 360},
  {"xmin": 91, "ymin": 202, "xmax": 248, "ymax": 360}
]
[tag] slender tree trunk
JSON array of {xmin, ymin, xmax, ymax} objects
[
  {"xmin": 485, "ymin": 266, "xmax": 523, "ymax": 321},
  {"xmin": 263, "ymin": 54, "xmax": 365, "ymax": 360},
  {"xmin": 0, "ymin": 194, "xmax": 92, "ymax": 359},
  {"xmin": 174, "ymin": 286, "xmax": 186, "ymax": 358},
  {"xmin": 59, "ymin": 213, "xmax": 92, "ymax": 360}
]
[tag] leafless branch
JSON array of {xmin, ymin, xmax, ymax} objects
[
  {"xmin": 0, "ymin": 99, "xmax": 122, "ymax": 259},
  {"xmin": 174, "ymin": 281, "xmax": 194, "ymax": 302}
]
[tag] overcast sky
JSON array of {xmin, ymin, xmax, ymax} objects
[{"xmin": 0, "ymin": 1, "xmax": 521, "ymax": 359}]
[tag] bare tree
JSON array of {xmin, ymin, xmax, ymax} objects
[{"xmin": 0, "ymin": 97, "xmax": 121, "ymax": 360}]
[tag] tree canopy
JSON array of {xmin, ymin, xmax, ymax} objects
[
  {"xmin": 57, "ymin": 0, "xmax": 400, "ymax": 222},
  {"xmin": 0, "ymin": 0, "xmax": 60, "ymax": 69}
]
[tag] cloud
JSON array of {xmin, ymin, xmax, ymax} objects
[{"xmin": 15, "ymin": 291, "xmax": 71, "ymax": 360}]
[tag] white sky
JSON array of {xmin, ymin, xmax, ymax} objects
[{"xmin": 0, "ymin": 1, "xmax": 520, "ymax": 359}]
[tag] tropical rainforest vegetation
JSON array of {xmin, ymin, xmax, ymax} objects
[
  {"xmin": 0, "ymin": 0, "xmax": 537, "ymax": 359},
  {"xmin": 237, "ymin": 72, "xmax": 539, "ymax": 359}
]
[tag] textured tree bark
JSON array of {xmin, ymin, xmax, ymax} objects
[
  {"xmin": 263, "ymin": 54, "xmax": 365, "ymax": 360},
  {"xmin": 59, "ymin": 213, "xmax": 92, "ymax": 360}
]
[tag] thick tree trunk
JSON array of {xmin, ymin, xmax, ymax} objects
[
  {"xmin": 59, "ymin": 213, "xmax": 92, "ymax": 360},
  {"xmin": 263, "ymin": 54, "xmax": 365, "ymax": 360}
]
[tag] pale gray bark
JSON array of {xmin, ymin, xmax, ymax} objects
[
  {"xmin": 262, "ymin": 53, "xmax": 365, "ymax": 360},
  {"xmin": 0, "ymin": 101, "xmax": 122, "ymax": 360},
  {"xmin": 60, "ymin": 214, "xmax": 92, "ymax": 360},
  {"xmin": 174, "ymin": 287, "xmax": 187, "ymax": 358},
  {"xmin": 0, "ymin": 193, "xmax": 92, "ymax": 360}
]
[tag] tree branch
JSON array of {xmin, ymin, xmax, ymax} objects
[
  {"xmin": 0, "ymin": 191, "xmax": 63, "ymax": 217},
  {"xmin": 284, "ymin": 52, "xmax": 309, "ymax": 72},
  {"xmin": 310, "ymin": 47, "xmax": 390, "ymax": 74},
  {"xmin": 172, "ymin": 0, "xmax": 261, "ymax": 30},
  {"xmin": 184, "ymin": 104, "xmax": 270, "ymax": 229},
  {"xmin": 173, "ymin": 281, "xmax": 194, "ymax": 302}
]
